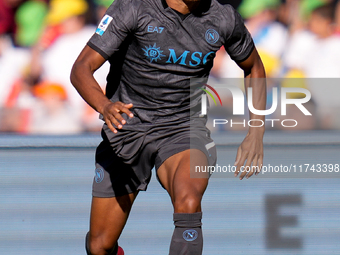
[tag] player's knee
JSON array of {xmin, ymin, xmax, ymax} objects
[
  {"xmin": 88, "ymin": 235, "xmax": 117, "ymax": 255},
  {"xmin": 173, "ymin": 193, "xmax": 202, "ymax": 213}
]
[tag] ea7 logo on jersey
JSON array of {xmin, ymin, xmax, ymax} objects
[
  {"xmin": 96, "ymin": 15, "xmax": 113, "ymax": 36},
  {"xmin": 148, "ymin": 25, "xmax": 164, "ymax": 33}
]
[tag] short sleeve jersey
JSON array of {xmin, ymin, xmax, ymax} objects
[{"xmin": 87, "ymin": 0, "xmax": 254, "ymax": 131}]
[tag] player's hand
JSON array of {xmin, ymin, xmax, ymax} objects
[
  {"xmin": 234, "ymin": 132, "xmax": 264, "ymax": 180},
  {"xmin": 102, "ymin": 101, "xmax": 134, "ymax": 133}
]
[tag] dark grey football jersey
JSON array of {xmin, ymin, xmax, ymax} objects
[{"xmin": 87, "ymin": 0, "xmax": 254, "ymax": 131}]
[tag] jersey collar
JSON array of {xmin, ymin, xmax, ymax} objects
[
  {"xmin": 160, "ymin": 0, "xmax": 212, "ymax": 15},
  {"xmin": 161, "ymin": 0, "xmax": 168, "ymax": 9}
]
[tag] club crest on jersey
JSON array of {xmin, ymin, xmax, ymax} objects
[
  {"xmin": 205, "ymin": 29, "xmax": 219, "ymax": 44},
  {"xmin": 143, "ymin": 43, "xmax": 166, "ymax": 63},
  {"xmin": 96, "ymin": 15, "xmax": 113, "ymax": 36}
]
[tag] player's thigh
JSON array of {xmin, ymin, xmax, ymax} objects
[
  {"xmin": 157, "ymin": 149, "xmax": 209, "ymax": 203},
  {"xmin": 89, "ymin": 192, "xmax": 138, "ymax": 244}
]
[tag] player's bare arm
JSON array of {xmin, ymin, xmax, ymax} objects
[
  {"xmin": 234, "ymin": 48, "xmax": 266, "ymax": 180},
  {"xmin": 70, "ymin": 46, "xmax": 134, "ymax": 134}
]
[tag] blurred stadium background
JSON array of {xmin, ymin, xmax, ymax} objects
[{"xmin": 1, "ymin": 0, "xmax": 340, "ymax": 254}]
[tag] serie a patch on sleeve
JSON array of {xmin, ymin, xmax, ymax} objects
[{"xmin": 96, "ymin": 15, "xmax": 113, "ymax": 36}]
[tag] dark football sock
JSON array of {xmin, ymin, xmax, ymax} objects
[{"xmin": 169, "ymin": 212, "xmax": 203, "ymax": 255}]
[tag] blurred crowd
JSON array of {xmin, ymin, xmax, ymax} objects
[
  {"xmin": 0, "ymin": 0, "xmax": 111, "ymax": 134},
  {"xmin": 0, "ymin": 0, "xmax": 340, "ymax": 134}
]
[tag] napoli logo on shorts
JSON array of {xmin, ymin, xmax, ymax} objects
[
  {"xmin": 95, "ymin": 168, "xmax": 104, "ymax": 183},
  {"xmin": 142, "ymin": 43, "xmax": 166, "ymax": 63},
  {"xmin": 183, "ymin": 229, "xmax": 198, "ymax": 241},
  {"xmin": 205, "ymin": 29, "xmax": 219, "ymax": 44}
]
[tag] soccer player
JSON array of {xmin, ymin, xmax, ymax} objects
[{"xmin": 70, "ymin": 0, "xmax": 266, "ymax": 254}]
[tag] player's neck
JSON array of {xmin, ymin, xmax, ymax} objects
[{"xmin": 166, "ymin": 0, "xmax": 200, "ymax": 14}]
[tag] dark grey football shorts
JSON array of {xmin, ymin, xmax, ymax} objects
[{"xmin": 92, "ymin": 121, "xmax": 217, "ymax": 197}]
